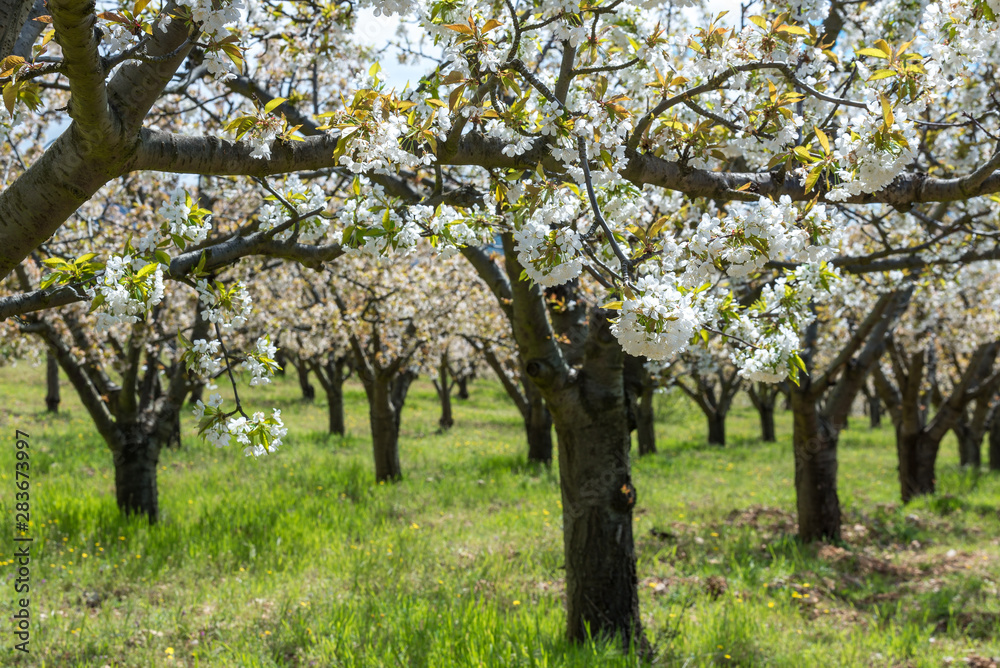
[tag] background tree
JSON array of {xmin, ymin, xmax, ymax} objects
[{"xmin": 872, "ymin": 266, "xmax": 1000, "ymax": 501}]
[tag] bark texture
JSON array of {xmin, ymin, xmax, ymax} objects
[
  {"xmin": 791, "ymin": 390, "xmax": 842, "ymax": 542},
  {"xmin": 45, "ymin": 347, "xmax": 60, "ymax": 413},
  {"xmin": 547, "ymin": 315, "xmax": 641, "ymax": 646},
  {"xmin": 497, "ymin": 235, "xmax": 643, "ymax": 647},
  {"xmin": 358, "ymin": 367, "xmax": 414, "ymax": 482},
  {"xmin": 113, "ymin": 426, "xmax": 160, "ymax": 520}
]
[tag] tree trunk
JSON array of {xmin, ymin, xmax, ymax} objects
[
  {"xmin": 493, "ymin": 237, "xmax": 643, "ymax": 648},
  {"xmin": 990, "ymin": 410, "xmax": 1000, "ymax": 472},
  {"xmin": 363, "ymin": 371, "xmax": 413, "ymax": 483},
  {"xmin": 523, "ymin": 377, "xmax": 553, "ymax": 464},
  {"xmin": 0, "ymin": 0, "xmax": 35, "ymax": 60},
  {"xmin": 456, "ymin": 376, "xmax": 470, "ymax": 400},
  {"xmin": 636, "ymin": 385, "xmax": 657, "ymax": 456},
  {"xmin": 434, "ymin": 356, "xmax": 454, "ymax": 431},
  {"xmin": 749, "ymin": 384, "xmax": 777, "ymax": 443},
  {"xmin": 295, "ymin": 360, "xmax": 315, "ymax": 402},
  {"xmin": 314, "ymin": 357, "xmax": 349, "ymax": 436},
  {"xmin": 866, "ymin": 387, "xmax": 881, "ymax": 429},
  {"xmin": 112, "ymin": 426, "xmax": 160, "ymax": 522},
  {"xmin": 326, "ymin": 362, "xmax": 346, "ymax": 435},
  {"xmin": 897, "ymin": 428, "xmax": 921, "ymax": 503},
  {"xmin": 548, "ymin": 376, "xmax": 641, "ymax": 647},
  {"xmin": 368, "ymin": 377, "xmax": 402, "ymax": 482},
  {"xmin": 956, "ymin": 419, "xmax": 970, "ymax": 467},
  {"xmin": 44, "ymin": 347, "xmax": 60, "ymax": 413},
  {"xmin": 759, "ymin": 400, "xmax": 776, "ymax": 443},
  {"xmin": 707, "ymin": 412, "xmax": 726, "ymax": 446},
  {"xmin": 956, "ymin": 423, "xmax": 982, "ymax": 470},
  {"xmin": 897, "ymin": 427, "xmax": 941, "ymax": 502},
  {"xmin": 791, "ymin": 391, "xmax": 841, "ymax": 542}
]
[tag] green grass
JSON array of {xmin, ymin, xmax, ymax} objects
[{"xmin": 1, "ymin": 365, "xmax": 999, "ymax": 666}]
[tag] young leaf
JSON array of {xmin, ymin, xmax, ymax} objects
[
  {"xmin": 814, "ymin": 126, "xmax": 830, "ymax": 153},
  {"xmin": 263, "ymin": 97, "xmax": 287, "ymax": 114}
]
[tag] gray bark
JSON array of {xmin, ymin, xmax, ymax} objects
[{"xmin": 0, "ymin": 0, "xmax": 33, "ymax": 59}]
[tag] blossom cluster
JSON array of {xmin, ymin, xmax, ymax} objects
[
  {"xmin": 88, "ymin": 255, "xmax": 165, "ymax": 333},
  {"xmin": 826, "ymin": 95, "xmax": 920, "ymax": 202},
  {"xmin": 195, "ymin": 279, "xmax": 253, "ymax": 331},
  {"xmin": 135, "ymin": 189, "xmax": 214, "ymax": 253},
  {"xmin": 687, "ymin": 196, "xmax": 829, "ymax": 279},
  {"xmin": 257, "ymin": 176, "xmax": 330, "ymax": 243},
  {"xmin": 243, "ymin": 336, "xmax": 280, "ymax": 386},
  {"xmin": 192, "ymin": 393, "xmax": 287, "ymax": 457},
  {"xmin": 184, "ymin": 338, "xmax": 223, "ymax": 379},
  {"xmin": 611, "ymin": 275, "xmax": 705, "ymax": 360},
  {"xmin": 338, "ymin": 98, "xmax": 436, "ymax": 175}
]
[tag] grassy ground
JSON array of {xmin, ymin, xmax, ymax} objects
[{"xmin": 1, "ymin": 364, "xmax": 999, "ymax": 667}]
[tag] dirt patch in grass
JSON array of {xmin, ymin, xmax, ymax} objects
[
  {"xmin": 816, "ymin": 544, "xmax": 918, "ymax": 580},
  {"xmin": 724, "ymin": 505, "xmax": 797, "ymax": 536}
]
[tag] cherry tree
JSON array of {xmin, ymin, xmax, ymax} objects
[
  {"xmin": 872, "ymin": 264, "xmax": 1000, "ymax": 501},
  {"xmin": 7, "ymin": 0, "xmax": 1000, "ymax": 647},
  {"xmin": 248, "ymin": 261, "xmax": 356, "ymax": 435},
  {"xmin": 785, "ymin": 273, "xmax": 913, "ymax": 541},
  {"xmin": 9, "ymin": 260, "xmax": 206, "ymax": 522},
  {"xmin": 327, "ymin": 250, "xmax": 491, "ymax": 481},
  {"xmin": 669, "ymin": 341, "xmax": 743, "ymax": 447},
  {"xmin": 431, "ymin": 325, "xmax": 487, "ymax": 431}
]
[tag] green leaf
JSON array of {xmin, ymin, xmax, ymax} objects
[
  {"xmin": 263, "ymin": 97, "xmax": 287, "ymax": 114},
  {"xmin": 88, "ymin": 292, "xmax": 107, "ymax": 313},
  {"xmin": 776, "ymin": 24, "xmax": 809, "ymax": 36},
  {"xmin": 136, "ymin": 262, "xmax": 159, "ymax": 279},
  {"xmin": 867, "ymin": 69, "xmax": 897, "ymax": 81},
  {"xmin": 792, "ymin": 145, "xmax": 815, "ymax": 163},
  {"xmin": 856, "ymin": 47, "xmax": 890, "ymax": 59},
  {"xmin": 880, "ymin": 94, "xmax": 894, "ymax": 128},
  {"xmin": 804, "ymin": 165, "xmax": 823, "ymax": 193},
  {"xmin": 814, "ymin": 126, "xmax": 830, "ymax": 154}
]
